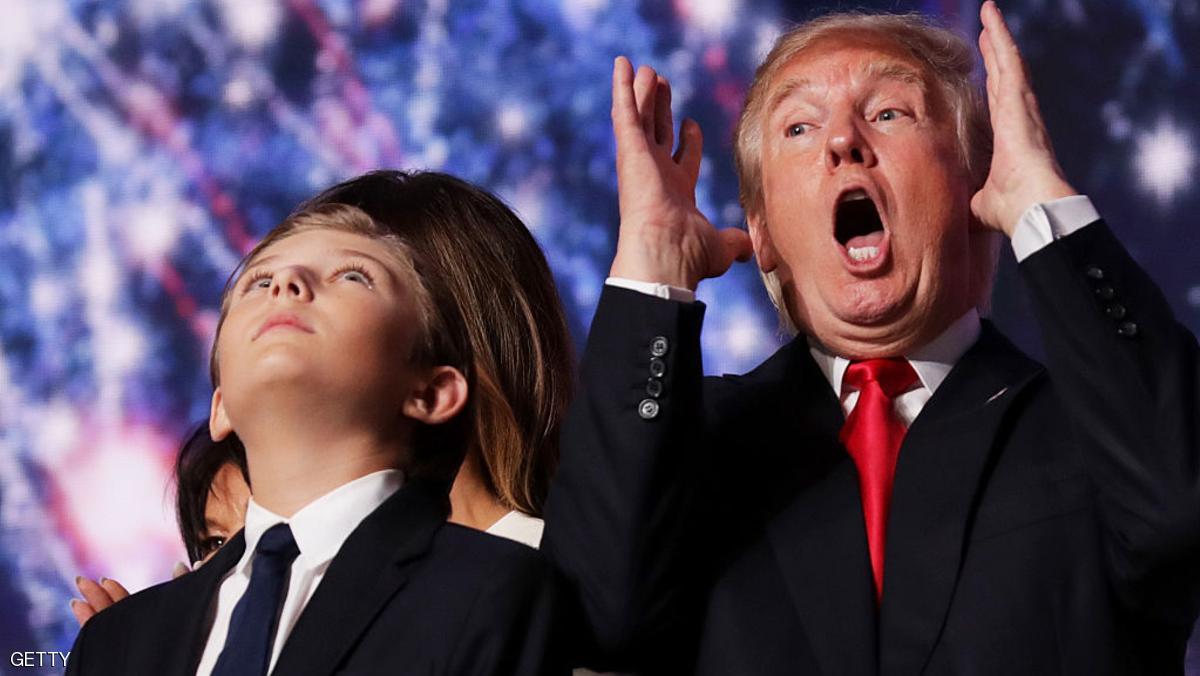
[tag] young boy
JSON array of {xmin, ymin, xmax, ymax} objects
[{"xmin": 66, "ymin": 173, "xmax": 562, "ymax": 675}]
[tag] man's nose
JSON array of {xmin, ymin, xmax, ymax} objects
[
  {"xmin": 269, "ymin": 266, "xmax": 313, "ymax": 301},
  {"xmin": 825, "ymin": 119, "xmax": 876, "ymax": 171}
]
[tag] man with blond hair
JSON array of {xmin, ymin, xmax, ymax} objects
[{"xmin": 545, "ymin": 3, "xmax": 1200, "ymax": 674}]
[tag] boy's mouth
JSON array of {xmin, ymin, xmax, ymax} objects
[{"xmin": 255, "ymin": 313, "xmax": 314, "ymax": 339}]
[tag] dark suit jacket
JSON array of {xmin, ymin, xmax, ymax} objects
[
  {"xmin": 544, "ymin": 221, "xmax": 1200, "ymax": 675},
  {"xmin": 67, "ymin": 480, "xmax": 565, "ymax": 675}
]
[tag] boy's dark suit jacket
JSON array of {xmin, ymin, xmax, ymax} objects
[
  {"xmin": 544, "ymin": 222, "xmax": 1200, "ymax": 675},
  {"xmin": 67, "ymin": 481, "xmax": 565, "ymax": 675}
]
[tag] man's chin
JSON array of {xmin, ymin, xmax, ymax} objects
[{"xmin": 803, "ymin": 299, "xmax": 920, "ymax": 357}]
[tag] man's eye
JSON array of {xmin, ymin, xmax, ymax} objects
[
  {"xmin": 786, "ymin": 123, "xmax": 811, "ymax": 137},
  {"xmin": 876, "ymin": 109, "xmax": 905, "ymax": 122}
]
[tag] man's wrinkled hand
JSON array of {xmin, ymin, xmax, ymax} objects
[{"xmin": 609, "ymin": 56, "xmax": 752, "ymax": 290}]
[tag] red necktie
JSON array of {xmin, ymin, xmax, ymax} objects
[{"xmin": 839, "ymin": 358, "xmax": 919, "ymax": 603}]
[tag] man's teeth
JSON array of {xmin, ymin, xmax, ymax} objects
[
  {"xmin": 841, "ymin": 189, "xmax": 869, "ymax": 202},
  {"xmin": 848, "ymin": 246, "xmax": 880, "ymax": 262}
]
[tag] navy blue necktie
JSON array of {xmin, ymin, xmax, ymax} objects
[{"xmin": 211, "ymin": 523, "xmax": 300, "ymax": 676}]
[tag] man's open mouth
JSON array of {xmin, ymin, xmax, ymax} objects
[{"xmin": 834, "ymin": 189, "xmax": 886, "ymax": 264}]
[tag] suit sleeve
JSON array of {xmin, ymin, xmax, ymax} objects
[
  {"xmin": 542, "ymin": 286, "xmax": 707, "ymax": 671},
  {"xmin": 1019, "ymin": 219, "xmax": 1200, "ymax": 626}
]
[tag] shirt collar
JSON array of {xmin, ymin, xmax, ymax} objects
[
  {"xmin": 808, "ymin": 309, "xmax": 981, "ymax": 398},
  {"xmin": 236, "ymin": 469, "xmax": 405, "ymax": 574}
]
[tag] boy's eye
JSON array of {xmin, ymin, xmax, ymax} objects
[
  {"xmin": 334, "ymin": 265, "xmax": 374, "ymax": 287},
  {"xmin": 242, "ymin": 270, "xmax": 272, "ymax": 293}
]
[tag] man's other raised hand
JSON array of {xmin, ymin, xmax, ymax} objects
[
  {"xmin": 972, "ymin": 0, "xmax": 1077, "ymax": 236},
  {"xmin": 608, "ymin": 57, "xmax": 752, "ymax": 290}
]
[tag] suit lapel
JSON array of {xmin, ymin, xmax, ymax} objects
[
  {"xmin": 270, "ymin": 480, "xmax": 448, "ymax": 676},
  {"xmin": 878, "ymin": 323, "xmax": 1043, "ymax": 675},
  {"xmin": 748, "ymin": 340, "xmax": 880, "ymax": 674},
  {"xmin": 158, "ymin": 531, "xmax": 247, "ymax": 675}
]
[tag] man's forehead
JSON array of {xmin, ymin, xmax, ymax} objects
[{"xmin": 766, "ymin": 38, "xmax": 929, "ymax": 109}]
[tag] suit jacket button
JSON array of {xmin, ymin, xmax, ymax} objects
[
  {"xmin": 1095, "ymin": 285, "xmax": 1116, "ymax": 301},
  {"xmin": 650, "ymin": 336, "xmax": 670, "ymax": 357},
  {"xmin": 1105, "ymin": 303, "xmax": 1127, "ymax": 320},
  {"xmin": 649, "ymin": 357, "xmax": 667, "ymax": 378},
  {"xmin": 638, "ymin": 399, "xmax": 660, "ymax": 420},
  {"xmin": 1117, "ymin": 321, "xmax": 1138, "ymax": 338},
  {"xmin": 1085, "ymin": 265, "xmax": 1105, "ymax": 281},
  {"xmin": 645, "ymin": 378, "xmax": 664, "ymax": 398}
]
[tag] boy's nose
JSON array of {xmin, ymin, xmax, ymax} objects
[{"xmin": 270, "ymin": 266, "xmax": 313, "ymax": 301}]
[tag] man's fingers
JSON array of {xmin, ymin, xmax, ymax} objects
[
  {"xmin": 715, "ymin": 228, "xmax": 754, "ymax": 275},
  {"xmin": 654, "ymin": 76, "xmax": 674, "ymax": 148},
  {"xmin": 674, "ymin": 118, "xmax": 704, "ymax": 185},
  {"xmin": 633, "ymin": 65, "xmax": 658, "ymax": 138},
  {"xmin": 980, "ymin": 1, "xmax": 1028, "ymax": 88},
  {"xmin": 611, "ymin": 57, "xmax": 648, "ymax": 149},
  {"xmin": 100, "ymin": 577, "xmax": 130, "ymax": 601},
  {"xmin": 75, "ymin": 576, "xmax": 115, "ymax": 612},
  {"xmin": 69, "ymin": 599, "xmax": 96, "ymax": 627}
]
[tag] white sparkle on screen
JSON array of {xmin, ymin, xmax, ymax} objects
[
  {"xmin": 216, "ymin": 0, "xmax": 282, "ymax": 50},
  {"xmin": 29, "ymin": 276, "xmax": 68, "ymax": 320},
  {"xmin": 677, "ymin": 0, "xmax": 740, "ymax": 36},
  {"xmin": 0, "ymin": 0, "xmax": 47, "ymax": 94},
  {"xmin": 224, "ymin": 77, "xmax": 255, "ymax": 108},
  {"xmin": 497, "ymin": 102, "xmax": 529, "ymax": 141},
  {"xmin": 1134, "ymin": 117, "xmax": 1195, "ymax": 205},
  {"xmin": 126, "ymin": 200, "xmax": 183, "ymax": 263}
]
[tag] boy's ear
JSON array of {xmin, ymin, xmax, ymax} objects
[
  {"xmin": 402, "ymin": 366, "xmax": 469, "ymax": 425},
  {"xmin": 747, "ymin": 211, "xmax": 779, "ymax": 273},
  {"xmin": 209, "ymin": 388, "xmax": 233, "ymax": 441}
]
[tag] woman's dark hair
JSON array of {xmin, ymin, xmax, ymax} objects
[
  {"xmin": 296, "ymin": 170, "xmax": 574, "ymax": 515},
  {"xmin": 174, "ymin": 425, "xmax": 248, "ymax": 564}
]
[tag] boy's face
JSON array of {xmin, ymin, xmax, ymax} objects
[{"xmin": 212, "ymin": 228, "xmax": 426, "ymax": 434}]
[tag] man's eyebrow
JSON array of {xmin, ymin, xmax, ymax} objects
[
  {"xmin": 862, "ymin": 61, "xmax": 927, "ymax": 91},
  {"xmin": 766, "ymin": 77, "xmax": 814, "ymax": 117}
]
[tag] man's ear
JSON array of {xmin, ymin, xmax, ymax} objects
[
  {"xmin": 747, "ymin": 211, "xmax": 779, "ymax": 273},
  {"xmin": 402, "ymin": 366, "xmax": 469, "ymax": 426},
  {"xmin": 209, "ymin": 388, "xmax": 233, "ymax": 442}
]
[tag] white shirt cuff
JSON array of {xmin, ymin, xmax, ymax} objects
[
  {"xmin": 1010, "ymin": 195, "xmax": 1100, "ymax": 262},
  {"xmin": 605, "ymin": 277, "xmax": 696, "ymax": 303}
]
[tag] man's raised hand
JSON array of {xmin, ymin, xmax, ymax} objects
[
  {"xmin": 608, "ymin": 57, "xmax": 752, "ymax": 290},
  {"xmin": 971, "ymin": 0, "xmax": 1077, "ymax": 236}
]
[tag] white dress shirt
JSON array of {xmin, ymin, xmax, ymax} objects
[
  {"xmin": 807, "ymin": 309, "xmax": 980, "ymax": 424},
  {"xmin": 194, "ymin": 469, "xmax": 405, "ymax": 676}
]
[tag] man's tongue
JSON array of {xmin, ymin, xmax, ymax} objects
[{"xmin": 844, "ymin": 230, "xmax": 885, "ymax": 250}]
